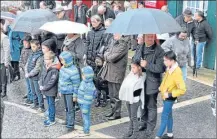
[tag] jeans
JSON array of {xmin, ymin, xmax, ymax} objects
[
  {"xmin": 63, "ymin": 94, "xmax": 75, "ymax": 129},
  {"xmin": 191, "ymin": 41, "xmax": 206, "ymax": 68},
  {"xmin": 156, "ymin": 100, "xmax": 174, "ymax": 137},
  {"xmin": 25, "ymin": 78, "xmax": 33, "ymax": 101},
  {"xmin": 80, "ymin": 104, "xmax": 91, "ymax": 133},
  {"xmin": 46, "ymin": 96, "xmax": 55, "ymax": 122},
  {"xmin": 126, "ymin": 101, "xmax": 140, "ymax": 132},
  {"xmin": 30, "ymin": 79, "xmax": 44, "ymax": 108},
  {"xmin": 180, "ymin": 65, "xmax": 187, "ymax": 81}
]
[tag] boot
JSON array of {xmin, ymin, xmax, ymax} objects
[
  {"xmin": 95, "ymin": 91, "xmax": 101, "ymax": 107},
  {"xmin": 101, "ymin": 90, "xmax": 107, "ymax": 107},
  {"xmin": 1, "ymin": 84, "xmax": 7, "ymax": 98},
  {"xmin": 123, "ymin": 126, "xmax": 133, "ymax": 138},
  {"xmin": 130, "ymin": 131, "xmax": 140, "ymax": 139}
]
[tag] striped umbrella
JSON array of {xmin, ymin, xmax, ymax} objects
[
  {"xmin": 1, "ymin": 11, "xmax": 16, "ymax": 20},
  {"xmin": 11, "ymin": 9, "xmax": 58, "ymax": 34}
]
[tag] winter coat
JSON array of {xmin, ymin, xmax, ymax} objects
[
  {"xmin": 62, "ymin": 35, "xmax": 86, "ymax": 68},
  {"xmin": 0, "ymin": 33, "xmax": 10, "ymax": 66},
  {"xmin": 133, "ymin": 43, "xmax": 165, "ymax": 95},
  {"xmin": 85, "ymin": 25, "xmax": 106, "ymax": 68},
  {"xmin": 58, "ymin": 51, "xmax": 80, "ymax": 97},
  {"xmin": 175, "ymin": 14, "xmax": 196, "ymax": 40},
  {"xmin": 161, "ymin": 35, "xmax": 191, "ymax": 67},
  {"xmin": 99, "ymin": 7, "xmax": 116, "ymax": 24},
  {"xmin": 101, "ymin": 37, "xmax": 129, "ymax": 84},
  {"xmin": 8, "ymin": 28, "xmax": 24, "ymax": 62},
  {"xmin": 39, "ymin": 66, "xmax": 59, "ymax": 97},
  {"xmin": 74, "ymin": 4, "xmax": 88, "ymax": 24},
  {"xmin": 78, "ymin": 66, "xmax": 96, "ymax": 108},
  {"xmin": 19, "ymin": 48, "xmax": 32, "ymax": 71},
  {"xmin": 211, "ymin": 77, "xmax": 216, "ymax": 117},
  {"xmin": 195, "ymin": 19, "xmax": 213, "ymax": 42},
  {"xmin": 159, "ymin": 62, "xmax": 186, "ymax": 100},
  {"xmin": 25, "ymin": 50, "xmax": 43, "ymax": 81}
]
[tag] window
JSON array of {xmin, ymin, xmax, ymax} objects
[{"xmin": 183, "ymin": 0, "xmax": 208, "ymax": 16}]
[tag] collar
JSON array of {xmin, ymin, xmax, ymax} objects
[{"xmin": 167, "ymin": 62, "xmax": 178, "ymax": 75}]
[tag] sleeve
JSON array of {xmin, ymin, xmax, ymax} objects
[
  {"xmin": 3, "ymin": 37, "xmax": 10, "ymax": 66},
  {"xmin": 25, "ymin": 58, "xmax": 29, "ymax": 74},
  {"xmin": 187, "ymin": 40, "xmax": 191, "ymax": 66},
  {"xmin": 75, "ymin": 40, "xmax": 86, "ymax": 61},
  {"xmin": 132, "ymin": 45, "xmax": 142, "ymax": 62},
  {"xmin": 70, "ymin": 69, "xmax": 81, "ymax": 98},
  {"xmin": 171, "ymin": 72, "xmax": 186, "ymax": 97},
  {"xmin": 105, "ymin": 42, "xmax": 128, "ymax": 63},
  {"xmin": 191, "ymin": 23, "xmax": 197, "ymax": 40},
  {"xmin": 161, "ymin": 39, "xmax": 173, "ymax": 52},
  {"xmin": 145, "ymin": 47, "xmax": 165, "ymax": 73},
  {"xmin": 42, "ymin": 70, "xmax": 59, "ymax": 91},
  {"xmin": 205, "ymin": 22, "xmax": 213, "ymax": 41},
  {"xmin": 28, "ymin": 57, "xmax": 43, "ymax": 77},
  {"xmin": 84, "ymin": 32, "xmax": 91, "ymax": 54}
]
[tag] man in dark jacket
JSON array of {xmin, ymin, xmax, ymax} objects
[
  {"xmin": 133, "ymin": 34, "xmax": 165, "ymax": 137},
  {"xmin": 98, "ymin": 5, "xmax": 115, "ymax": 25},
  {"xmin": 175, "ymin": 9, "xmax": 196, "ymax": 40},
  {"xmin": 74, "ymin": 0, "xmax": 88, "ymax": 25},
  {"xmin": 194, "ymin": 11, "xmax": 212, "ymax": 69},
  {"xmin": 84, "ymin": 15, "xmax": 106, "ymax": 70},
  {"xmin": 101, "ymin": 35, "xmax": 129, "ymax": 120},
  {"xmin": 86, "ymin": 1, "xmax": 99, "ymax": 18}
]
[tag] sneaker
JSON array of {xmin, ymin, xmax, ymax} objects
[
  {"xmin": 62, "ymin": 121, "xmax": 67, "ymax": 126},
  {"xmin": 123, "ymin": 131, "xmax": 133, "ymax": 138},
  {"xmin": 84, "ymin": 132, "xmax": 90, "ymax": 136},
  {"xmin": 30, "ymin": 104, "xmax": 39, "ymax": 109},
  {"xmin": 44, "ymin": 120, "xmax": 56, "ymax": 127},
  {"xmin": 37, "ymin": 108, "xmax": 45, "ymax": 113},
  {"xmin": 23, "ymin": 95, "xmax": 28, "ymax": 99},
  {"xmin": 162, "ymin": 134, "xmax": 174, "ymax": 139},
  {"xmin": 24, "ymin": 99, "xmax": 33, "ymax": 105},
  {"xmin": 67, "ymin": 127, "xmax": 75, "ymax": 132}
]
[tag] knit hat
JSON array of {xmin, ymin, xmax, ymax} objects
[
  {"xmin": 41, "ymin": 38, "xmax": 56, "ymax": 52},
  {"xmin": 82, "ymin": 66, "xmax": 94, "ymax": 82}
]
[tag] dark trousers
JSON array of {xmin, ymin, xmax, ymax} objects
[
  {"xmin": 140, "ymin": 93, "xmax": 158, "ymax": 131},
  {"xmin": 11, "ymin": 61, "xmax": 20, "ymax": 78},
  {"xmin": 108, "ymin": 82, "xmax": 122, "ymax": 117},
  {"xmin": 0, "ymin": 64, "xmax": 7, "ymax": 94},
  {"xmin": 126, "ymin": 101, "xmax": 140, "ymax": 132},
  {"xmin": 63, "ymin": 94, "xmax": 75, "ymax": 129}
]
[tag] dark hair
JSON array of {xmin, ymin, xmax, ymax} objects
[
  {"xmin": 23, "ymin": 35, "xmax": 32, "ymax": 42},
  {"xmin": 138, "ymin": 1, "xmax": 144, "ymax": 5},
  {"xmin": 176, "ymin": 26, "xmax": 188, "ymax": 36},
  {"xmin": 164, "ymin": 51, "xmax": 177, "ymax": 61},
  {"xmin": 0, "ymin": 19, "xmax": 5, "ymax": 25},
  {"xmin": 30, "ymin": 39, "xmax": 40, "ymax": 46},
  {"xmin": 196, "ymin": 10, "xmax": 205, "ymax": 18},
  {"xmin": 41, "ymin": 39, "xmax": 56, "ymax": 52},
  {"xmin": 131, "ymin": 59, "xmax": 141, "ymax": 66}
]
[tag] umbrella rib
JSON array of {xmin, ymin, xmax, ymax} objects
[{"xmin": 150, "ymin": 11, "xmax": 161, "ymax": 34}]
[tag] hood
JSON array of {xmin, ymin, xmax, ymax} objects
[
  {"xmin": 82, "ymin": 66, "xmax": 94, "ymax": 82},
  {"xmin": 59, "ymin": 51, "xmax": 74, "ymax": 67},
  {"xmin": 50, "ymin": 56, "xmax": 61, "ymax": 70}
]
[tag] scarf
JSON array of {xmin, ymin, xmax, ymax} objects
[{"xmin": 63, "ymin": 35, "xmax": 80, "ymax": 47}]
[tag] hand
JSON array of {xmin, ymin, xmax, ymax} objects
[
  {"xmin": 164, "ymin": 92, "xmax": 169, "ymax": 99},
  {"xmin": 195, "ymin": 41, "xmax": 199, "ymax": 45},
  {"xmin": 25, "ymin": 73, "xmax": 29, "ymax": 78},
  {"xmin": 83, "ymin": 54, "xmax": 87, "ymax": 60},
  {"xmin": 39, "ymin": 86, "xmax": 44, "ymax": 91},
  {"xmin": 58, "ymin": 93, "xmax": 61, "ymax": 97},
  {"xmin": 4, "ymin": 64, "xmax": 8, "ymax": 68},
  {"xmin": 103, "ymin": 61, "xmax": 107, "ymax": 67},
  {"xmin": 63, "ymin": 46, "xmax": 68, "ymax": 51},
  {"xmin": 73, "ymin": 97, "xmax": 77, "ymax": 102},
  {"xmin": 140, "ymin": 59, "xmax": 148, "ymax": 68}
]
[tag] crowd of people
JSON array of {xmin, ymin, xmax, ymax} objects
[{"xmin": 0, "ymin": 0, "xmax": 215, "ymax": 139}]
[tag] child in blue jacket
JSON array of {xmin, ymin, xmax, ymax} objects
[
  {"xmin": 78, "ymin": 66, "xmax": 96, "ymax": 135},
  {"xmin": 58, "ymin": 51, "xmax": 80, "ymax": 132}
]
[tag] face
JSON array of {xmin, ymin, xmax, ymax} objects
[
  {"xmin": 163, "ymin": 57, "xmax": 174, "ymax": 67},
  {"xmin": 60, "ymin": 58, "xmax": 66, "ymax": 66},
  {"xmin": 184, "ymin": 15, "xmax": 192, "ymax": 22},
  {"xmin": 101, "ymin": 1, "xmax": 106, "ymax": 7},
  {"xmin": 178, "ymin": 32, "xmax": 187, "ymax": 41},
  {"xmin": 137, "ymin": 36, "xmax": 144, "ymax": 45},
  {"xmin": 44, "ymin": 56, "xmax": 53, "ymax": 66},
  {"xmin": 144, "ymin": 34, "xmax": 155, "ymax": 46},
  {"xmin": 23, "ymin": 40, "xmax": 30, "ymax": 48},
  {"xmin": 76, "ymin": 0, "xmax": 82, "ymax": 6},
  {"xmin": 194, "ymin": 13, "xmax": 201, "ymax": 21},
  {"xmin": 42, "ymin": 45, "xmax": 50, "ymax": 54},
  {"xmin": 113, "ymin": 33, "xmax": 121, "ymax": 40},
  {"xmin": 91, "ymin": 18, "xmax": 100, "ymax": 28},
  {"xmin": 31, "ymin": 43, "xmax": 40, "ymax": 52},
  {"xmin": 104, "ymin": 21, "xmax": 111, "ymax": 29},
  {"xmin": 138, "ymin": 4, "xmax": 144, "ymax": 9},
  {"xmin": 93, "ymin": 1, "xmax": 98, "ymax": 6},
  {"xmin": 131, "ymin": 64, "xmax": 141, "ymax": 75},
  {"xmin": 114, "ymin": 5, "xmax": 119, "ymax": 11},
  {"xmin": 56, "ymin": 11, "xmax": 64, "ymax": 19}
]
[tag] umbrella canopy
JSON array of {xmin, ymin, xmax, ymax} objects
[
  {"xmin": 1, "ymin": 11, "xmax": 16, "ymax": 20},
  {"xmin": 106, "ymin": 8, "xmax": 182, "ymax": 35},
  {"xmin": 40, "ymin": 20, "xmax": 89, "ymax": 34},
  {"xmin": 11, "ymin": 9, "xmax": 58, "ymax": 34}
]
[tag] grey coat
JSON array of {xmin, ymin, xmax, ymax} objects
[
  {"xmin": 101, "ymin": 37, "xmax": 129, "ymax": 84},
  {"xmin": 161, "ymin": 35, "xmax": 191, "ymax": 67},
  {"xmin": 0, "ymin": 33, "xmax": 10, "ymax": 66}
]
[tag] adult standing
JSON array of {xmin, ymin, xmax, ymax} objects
[
  {"xmin": 101, "ymin": 34, "xmax": 129, "ymax": 120},
  {"xmin": 161, "ymin": 28, "xmax": 191, "ymax": 81},
  {"xmin": 0, "ymin": 19, "xmax": 10, "ymax": 98},
  {"xmin": 113, "ymin": 3, "xmax": 123, "ymax": 17},
  {"xmin": 84, "ymin": 15, "xmax": 106, "ymax": 71},
  {"xmin": 97, "ymin": 5, "xmax": 115, "ymax": 25},
  {"xmin": 194, "ymin": 11, "xmax": 212, "ymax": 69},
  {"xmin": 133, "ymin": 34, "xmax": 165, "ymax": 137},
  {"xmin": 74, "ymin": 0, "xmax": 88, "ymax": 25},
  {"xmin": 86, "ymin": 1, "xmax": 99, "ymax": 18},
  {"xmin": 39, "ymin": 1, "xmax": 47, "ymax": 9}
]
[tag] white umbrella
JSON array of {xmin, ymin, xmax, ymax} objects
[{"xmin": 39, "ymin": 20, "xmax": 88, "ymax": 34}]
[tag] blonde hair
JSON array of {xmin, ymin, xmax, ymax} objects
[{"xmin": 44, "ymin": 51, "xmax": 55, "ymax": 61}]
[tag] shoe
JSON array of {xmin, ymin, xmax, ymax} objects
[
  {"xmin": 129, "ymin": 131, "xmax": 140, "ymax": 139},
  {"xmin": 14, "ymin": 75, "xmax": 20, "ymax": 81},
  {"xmin": 44, "ymin": 120, "xmax": 56, "ymax": 127},
  {"xmin": 67, "ymin": 127, "xmax": 75, "ymax": 132},
  {"xmin": 84, "ymin": 132, "xmax": 90, "ymax": 136},
  {"xmin": 95, "ymin": 101, "xmax": 100, "ymax": 107},
  {"xmin": 62, "ymin": 121, "xmax": 67, "ymax": 125},
  {"xmin": 162, "ymin": 134, "xmax": 174, "ymax": 139},
  {"xmin": 123, "ymin": 131, "xmax": 133, "ymax": 138},
  {"xmin": 23, "ymin": 95, "xmax": 28, "ymax": 99},
  {"xmin": 37, "ymin": 108, "xmax": 45, "ymax": 113},
  {"xmin": 24, "ymin": 99, "xmax": 33, "ymax": 105},
  {"xmin": 138, "ymin": 126, "xmax": 146, "ymax": 131},
  {"xmin": 105, "ymin": 112, "xmax": 114, "ymax": 117},
  {"xmin": 144, "ymin": 130, "xmax": 153, "ymax": 138},
  {"xmin": 1, "ymin": 93, "xmax": 6, "ymax": 98},
  {"xmin": 108, "ymin": 116, "xmax": 121, "ymax": 120},
  {"xmin": 30, "ymin": 104, "xmax": 39, "ymax": 109}
]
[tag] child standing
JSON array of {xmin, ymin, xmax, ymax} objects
[
  {"xmin": 20, "ymin": 35, "xmax": 33, "ymax": 105},
  {"xmin": 59, "ymin": 51, "xmax": 80, "ymax": 132},
  {"xmin": 155, "ymin": 51, "xmax": 186, "ymax": 139},
  {"xmin": 25, "ymin": 39, "xmax": 45, "ymax": 112},
  {"xmin": 39, "ymin": 51, "xmax": 59, "ymax": 126},
  {"xmin": 78, "ymin": 66, "xmax": 96, "ymax": 135},
  {"xmin": 119, "ymin": 60, "xmax": 145, "ymax": 138}
]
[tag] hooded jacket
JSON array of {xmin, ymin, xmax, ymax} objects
[
  {"xmin": 58, "ymin": 51, "xmax": 80, "ymax": 97},
  {"xmin": 78, "ymin": 66, "xmax": 96, "ymax": 108},
  {"xmin": 74, "ymin": 4, "xmax": 88, "ymax": 24}
]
